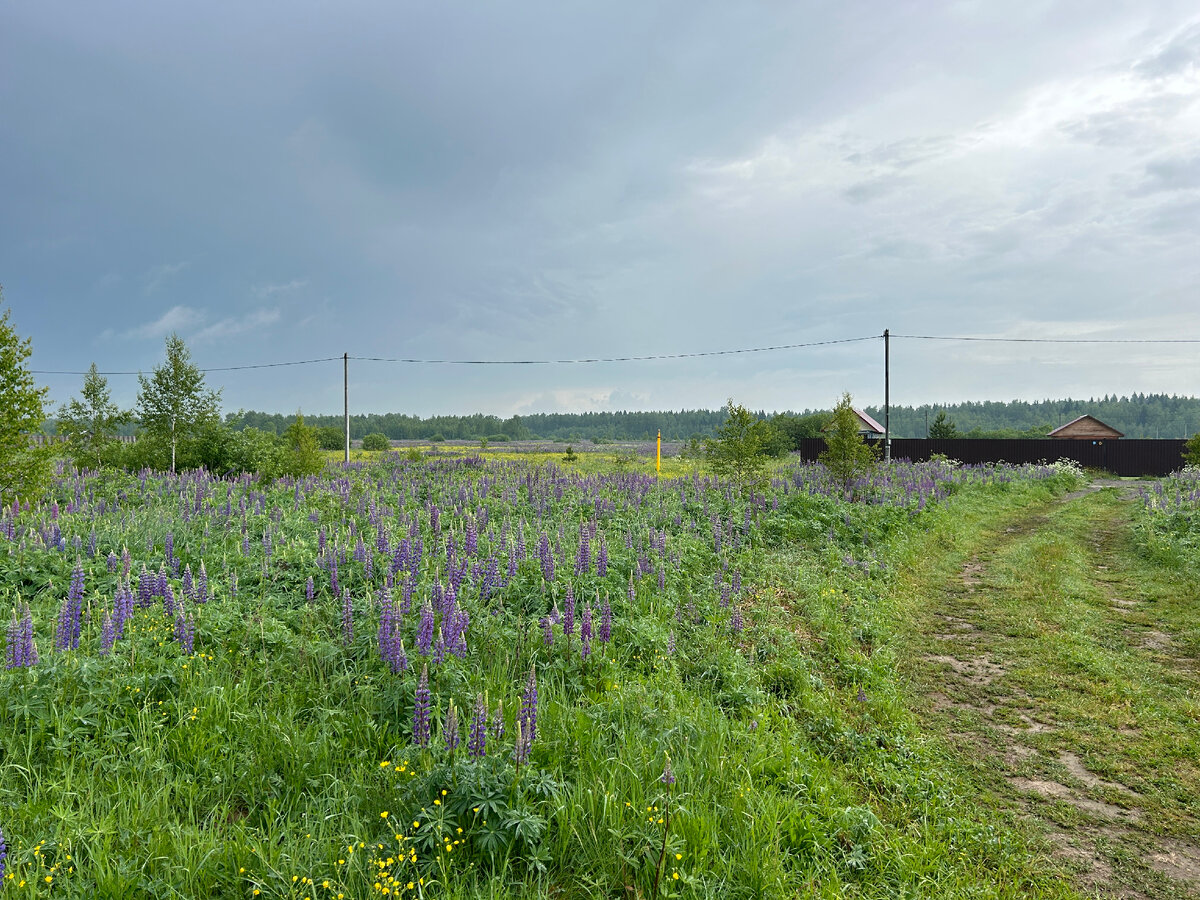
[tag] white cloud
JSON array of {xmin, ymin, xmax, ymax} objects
[
  {"xmin": 254, "ymin": 279, "xmax": 308, "ymax": 298},
  {"xmin": 125, "ymin": 305, "xmax": 205, "ymax": 341},
  {"xmin": 192, "ymin": 308, "xmax": 281, "ymax": 342}
]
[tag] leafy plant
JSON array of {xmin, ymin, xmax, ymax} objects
[
  {"xmin": 0, "ymin": 292, "xmax": 53, "ymax": 503},
  {"xmin": 56, "ymin": 363, "xmax": 133, "ymax": 469},
  {"xmin": 361, "ymin": 432, "xmax": 390, "ymax": 451},
  {"xmin": 704, "ymin": 399, "xmax": 778, "ymax": 493},
  {"xmin": 136, "ymin": 333, "xmax": 222, "ymax": 473},
  {"xmin": 819, "ymin": 393, "xmax": 879, "ymax": 497}
]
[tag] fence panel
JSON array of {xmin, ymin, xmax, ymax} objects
[{"xmin": 795, "ymin": 438, "xmax": 1188, "ymax": 477}]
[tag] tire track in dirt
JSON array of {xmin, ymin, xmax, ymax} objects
[{"xmin": 906, "ymin": 483, "xmax": 1200, "ymax": 900}]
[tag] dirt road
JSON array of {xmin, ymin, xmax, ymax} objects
[{"xmin": 900, "ymin": 483, "xmax": 1200, "ymax": 899}]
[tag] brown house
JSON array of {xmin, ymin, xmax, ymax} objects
[
  {"xmin": 821, "ymin": 408, "xmax": 886, "ymax": 438},
  {"xmin": 1048, "ymin": 415, "xmax": 1124, "ymax": 440}
]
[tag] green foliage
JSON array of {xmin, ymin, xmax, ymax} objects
[
  {"xmin": 56, "ymin": 363, "xmax": 133, "ymax": 468},
  {"xmin": 281, "ymin": 412, "xmax": 325, "ymax": 478},
  {"xmin": 928, "ymin": 411, "xmax": 958, "ymax": 439},
  {"xmin": 136, "ymin": 334, "xmax": 222, "ymax": 473},
  {"xmin": 0, "ymin": 455, "xmax": 1094, "ymax": 898},
  {"xmin": 562, "ymin": 444, "xmax": 577, "ymax": 463},
  {"xmin": 1185, "ymin": 432, "xmax": 1200, "ymax": 467},
  {"xmin": 819, "ymin": 393, "xmax": 879, "ymax": 496},
  {"xmin": 360, "ymin": 432, "xmax": 390, "ymax": 452},
  {"xmin": 0, "ymin": 296, "xmax": 54, "ymax": 503},
  {"xmin": 315, "ymin": 425, "xmax": 344, "ymax": 451},
  {"xmin": 771, "ymin": 411, "xmax": 833, "ymax": 451},
  {"xmin": 704, "ymin": 399, "xmax": 778, "ymax": 493}
]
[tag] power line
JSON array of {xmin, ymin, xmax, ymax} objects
[
  {"xmin": 350, "ymin": 335, "xmax": 878, "ymax": 365},
  {"xmin": 30, "ymin": 332, "xmax": 1200, "ymax": 377},
  {"xmin": 895, "ymin": 334, "xmax": 1200, "ymax": 344},
  {"xmin": 32, "ymin": 356, "xmax": 344, "ymax": 376}
]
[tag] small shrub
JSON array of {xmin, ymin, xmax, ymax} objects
[{"xmin": 361, "ymin": 432, "xmax": 390, "ymax": 451}]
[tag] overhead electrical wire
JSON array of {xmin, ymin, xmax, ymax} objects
[{"xmin": 28, "ymin": 332, "xmax": 1200, "ymax": 377}]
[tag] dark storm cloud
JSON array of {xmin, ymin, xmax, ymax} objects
[{"xmin": 2, "ymin": 2, "xmax": 1199, "ymax": 415}]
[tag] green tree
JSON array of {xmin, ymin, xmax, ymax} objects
[
  {"xmin": 136, "ymin": 333, "xmax": 222, "ymax": 473},
  {"xmin": 1184, "ymin": 432, "xmax": 1200, "ymax": 468},
  {"xmin": 928, "ymin": 411, "xmax": 958, "ymax": 439},
  {"xmin": 0, "ymin": 295, "xmax": 54, "ymax": 502},
  {"xmin": 56, "ymin": 363, "xmax": 132, "ymax": 468},
  {"xmin": 282, "ymin": 412, "xmax": 325, "ymax": 477},
  {"xmin": 361, "ymin": 432, "xmax": 390, "ymax": 451},
  {"xmin": 315, "ymin": 425, "xmax": 344, "ymax": 451},
  {"xmin": 819, "ymin": 393, "xmax": 879, "ymax": 496},
  {"xmin": 704, "ymin": 399, "xmax": 777, "ymax": 493}
]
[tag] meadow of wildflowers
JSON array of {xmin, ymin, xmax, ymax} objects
[{"xmin": 0, "ymin": 453, "xmax": 1081, "ymax": 897}]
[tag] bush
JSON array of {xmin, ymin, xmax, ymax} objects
[
  {"xmin": 819, "ymin": 393, "xmax": 879, "ymax": 497},
  {"xmin": 361, "ymin": 432, "xmax": 390, "ymax": 451},
  {"xmin": 1185, "ymin": 433, "xmax": 1200, "ymax": 467},
  {"xmin": 316, "ymin": 426, "xmax": 344, "ymax": 451}
]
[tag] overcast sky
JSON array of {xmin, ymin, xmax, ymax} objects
[{"xmin": 3, "ymin": 2, "xmax": 1198, "ymax": 418}]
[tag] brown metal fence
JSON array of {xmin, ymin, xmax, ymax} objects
[{"xmin": 796, "ymin": 438, "xmax": 1189, "ymax": 477}]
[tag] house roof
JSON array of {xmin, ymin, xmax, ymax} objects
[
  {"xmin": 853, "ymin": 409, "xmax": 886, "ymax": 434},
  {"xmin": 1047, "ymin": 415, "xmax": 1124, "ymax": 438}
]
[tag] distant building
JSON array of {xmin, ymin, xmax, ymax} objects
[
  {"xmin": 821, "ymin": 408, "xmax": 886, "ymax": 439},
  {"xmin": 1048, "ymin": 415, "xmax": 1124, "ymax": 441}
]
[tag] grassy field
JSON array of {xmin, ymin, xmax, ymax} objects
[{"xmin": 1, "ymin": 453, "xmax": 1195, "ymax": 898}]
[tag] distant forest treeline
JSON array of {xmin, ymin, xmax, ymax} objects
[
  {"xmin": 862, "ymin": 394, "xmax": 1200, "ymax": 440},
  {"xmin": 221, "ymin": 394, "xmax": 1200, "ymax": 442}
]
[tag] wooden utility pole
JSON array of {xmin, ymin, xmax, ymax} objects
[
  {"xmin": 884, "ymin": 329, "xmax": 891, "ymax": 463},
  {"xmin": 343, "ymin": 352, "xmax": 350, "ymax": 464}
]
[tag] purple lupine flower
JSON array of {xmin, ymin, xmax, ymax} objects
[
  {"xmin": 56, "ymin": 561, "xmax": 86, "ymax": 651},
  {"xmin": 490, "ymin": 701, "xmax": 505, "ymax": 742},
  {"xmin": 305, "ymin": 575, "xmax": 315, "ymax": 603},
  {"xmin": 468, "ymin": 694, "xmax": 488, "ymax": 758},
  {"xmin": 416, "ymin": 603, "xmax": 435, "ymax": 657},
  {"xmin": 596, "ymin": 537, "xmax": 608, "ymax": 577},
  {"xmin": 731, "ymin": 605, "xmax": 744, "ymax": 636},
  {"xmin": 538, "ymin": 533, "xmax": 554, "ymax": 581},
  {"xmin": 99, "ymin": 609, "xmax": 116, "ymax": 656},
  {"xmin": 412, "ymin": 665, "xmax": 432, "ymax": 748},
  {"xmin": 563, "ymin": 585, "xmax": 576, "ymax": 643},
  {"xmin": 329, "ymin": 556, "xmax": 339, "ymax": 597},
  {"xmin": 114, "ymin": 582, "xmax": 133, "ymax": 640},
  {"xmin": 182, "ymin": 564, "xmax": 195, "ymax": 602},
  {"xmin": 106, "ymin": 550, "xmax": 118, "ymax": 573},
  {"xmin": 121, "ymin": 546, "xmax": 131, "ymax": 579},
  {"xmin": 87, "ymin": 529, "xmax": 97, "ymax": 558},
  {"xmin": 341, "ymin": 589, "xmax": 354, "ymax": 646},
  {"xmin": 6, "ymin": 603, "xmax": 39, "ymax": 668},
  {"xmin": 518, "ymin": 666, "xmax": 538, "ymax": 744},
  {"xmin": 432, "ymin": 627, "xmax": 447, "ymax": 666},
  {"xmin": 174, "ymin": 609, "xmax": 195, "ymax": 654},
  {"xmin": 196, "ymin": 561, "xmax": 208, "ymax": 603},
  {"xmin": 156, "ymin": 565, "xmax": 169, "ymax": 599},
  {"xmin": 162, "ymin": 583, "xmax": 178, "ymax": 620},
  {"xmin": 667, "ymin": 631, "xmax": 676, "ymax": 654},
  {"xmin": 599, "ymin": 595, "xmax": 612, "ymax": 644},
  {"xmin": 228, "ymin": 571, "xmax": 238, "ymax": 600},
  {"xmin": 628, "ymin": 572, "xmax": 636, "ymax": 604},
  {"xmin": 660, "ymin": 755, "xmax": 675, "ymax": 786},
  {"xmin": 580, "ymin": 603, "xmax": 593, "ymax": 661},
  {"xmin": 465, "ymin": 519, "xmax": 478, "ymax": 557},
  {"xmin": 137, "ymin": 565, "xmax": 154, "ymax": 607},
  {"xmin": 0, "ymin": 821, "xmax": 6, "ymax": 882},
  {"xmin": 574, "ymin": 535, "xmax": 590, "ymax": 575},
  {"xmin": 540, "ymin": 615, "xmax": 554, "ymax": 646}
]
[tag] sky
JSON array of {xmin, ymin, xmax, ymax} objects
[{"xmin": 2, "ymin": 1, "xmax": 1198, "ymax": 418}]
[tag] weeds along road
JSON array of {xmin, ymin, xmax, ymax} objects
[{"xmin": 896, "ymin": 481, "xmax": 1200, "ymax": 900}]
